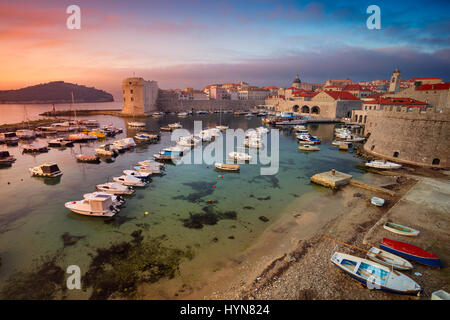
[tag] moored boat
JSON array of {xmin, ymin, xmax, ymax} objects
[
  {"xmin": 380, "ymin": 238, "xmax": 442, "ymax": 267},
  {"xmin": 331, "ymin": 252, "xmax": 423, "ymax": 296},
  {"xmin": 22, "ymin": 143, "xmax": 48, "ymax": 153},
  {"xmin": 128, "ymin": 121, "xmax": 146, "ymax": 127},
  {"xmin": 214, "ymin": 162, "xmax": 240, "ymax": 171},
  {"xmin": 16, "ymin": 129, "xmax": 36, "ymax": 139},
  {"xmin": 383, "ymin": 222, "xmax": 420, "ymax": 237},
  {"xmin": 96, "ymin": 182, "xmax": 134, "ymax": 195},
  {"xmin": 76, "ymin": 154, "xmax": 100, "ymax": 163},
  {"xmin": 298, "ymin": 145, "xmax": 320, "ymax": 151},
  {"xmin": 228, "ymin": 151, "xmax": 252, "ymax": 162},
  {"xmin": 123, "ymin": 169, "xmax": 151, "ymax": 179},
  {"xmin": 0, "ymin": 150, "xmax": 16, "ymax": 165},
  {"xmin": 29, "ymin": 163, "xmax": 62, "ymax": 177},
  {"xmin": 48, "ymin": 138, "xmax": 74, "ymax": 147},
  {"xmin": 366, "ymin": 247, "xmax": 413, "ymax": 270},
  {"xmin": 0, "ymin": 132, "xmax": 19, "ymax": 145},
  {"xmin": 65, "ymin": 193, "xmax": 117, "ymax": 217},
  {"xmin": 365, "ymin": 160, "xmax": 402, "ymax": 170},
  {"xmin": 113, "ymin": 175, "xmax": 147, "ymax": 187}
]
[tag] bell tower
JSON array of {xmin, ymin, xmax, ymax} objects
[{"xmin": 389, "ymin": 68, "xmax": 401, "ymax": 93}]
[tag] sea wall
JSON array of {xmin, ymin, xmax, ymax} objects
[
  {"xmin": 155, "ymin": 91, "xmax": 264, "ymax": 111},
  {"xmin": 363, "ymin": 107, "xmax": 450, "ymax": 168}
]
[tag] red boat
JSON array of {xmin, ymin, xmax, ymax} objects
[{"xmin": 380, "ymin": 238, "xmax": 442, "ymax": 268}]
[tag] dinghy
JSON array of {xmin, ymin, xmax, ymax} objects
[
  {"xmin": 365, "ymin": 160, "xmax": 402, "ymax": 170},
  {"xmin": 331, "ymin": 252, "xmax": 422, "ymax": 296},
  {"xmin": 380, "ymin": 238, "xmax": 442, "ymax": 267},
  {"xmin": 383, "ymin": 222, "xmax": 420, "ymax": 237},
  {"xmin": 214, "ymin": 163, "xmax": 240, "ymax": 172},
  {"xmin": 366, "ymin": 247, "xmax": 413, "ymax": 270},
  {"xmin": 96, "ymin": 182, "xmax": 134, "ymax": 195}
]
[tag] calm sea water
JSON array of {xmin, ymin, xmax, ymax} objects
[
  {"xmin": 0, "ymin": 102, "xmax": 122, "ymax": 125},
  {"xmin": 0, "ymin": 113, "xmax": 367, "ymax": 299}
]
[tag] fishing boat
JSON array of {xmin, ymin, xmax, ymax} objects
[
  {"xmin": 371, "ymin": 197, "xmax": 385, "ymax": 207},
  {"xmin": 96, "ymin": 182, "xmax": 134, "ymax": 195},
  {"xmin": 134, "ymin": 133, "xmax": 153, "ymax": 142},
  {"xmin": 0, "ymin": 132, "xmax": 19, "ymax": 145},
  {"xmin": 128, "ymin": 121, "xmax": 146, "ymax": 128},
  {"xmin": 16, "ymin": 129, "xmax": 36, "ymax": 139},
  {"xmin": 365, "ymin": 160, "xmax": 402, "ymax": 170},
  {"xmin": 153, "ymin": 152, "xmax": 178, "ymax": 161},
  {"xmin": 228, "ymin": 151, "xmax": 252, "ymax": 162},
  {"xmin": 366, "ymin": 247, "xmax": 413, "ymax": 270},
  {"xmin": 331, "ymin": 252, "xmax": 422, "ymax": 296},
  {"xmin": 123, "ymin": 169, "xmax": 151, "ymax": 179},
  {"xmin": 0, "ymin": 150, "xmax": 16, "ymax": 165},
  {"xmin": 76, "ymin": 154, "xmax": 100, "ymax": 163},
  {"xmin": 113, "ymin": 140, "xmax": 128, "ymax": 152},
  {"xmin": 121, "ymin": 138, "xmax": 136, "ymax": 148},
  {"xmin": 29, "ymin": 163, "xmax": 62, "ymax": 177},
  {"xmin": 133, "ymin": 165, "xmax": 161, "ymax": 175},
  {"xmin": 380, "ymin": 238, "xmax": 443, "ymax": 267},
  {"xmin": 332, "ymin": 140, "xmax": 351, "ymax": 147},
  {"xmin": 138, "ymin": 159, "xmax": 165, "ymax": 169},
  {"xmin": 177, "ymin": 112, "xmax": 188, "ymax": 117},
  {"xmin": 85, "ymin": 129, "xmax": 106, "ymax": 139},
  {"xmin": 168, "ymin": 122, "xmax": 182, "ymax": 129},
  {"xmin": 65, "ymin": 193, "xmax": 118, "ymax": 217},
  {"xmin": 113, "ymin": 175, "xmax": 147, "ymax": 187},
  {"xmin": 22, "ymin": 143, "xmax": 49, "ymax": 153},
  {"xmin": 383, "ymin": 222, "xmax": 420, "ymax": 237},
  {"xmin": 298, "ymin": 145, "xmax": 319, "ymax": 151},
  {"xmin": 214, "ymin": 162, "xmax": 240, "ymax": 171},
  {"xmin": 48, "ymin": 138, "xmax": 74, "ymax": 147},
  {"xmin": 83, "ymin": 192, "xmax": 124, "ymax": 207}
]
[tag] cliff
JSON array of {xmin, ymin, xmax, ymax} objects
[{"xmin": 0, "ymin": 81, "xmax": 114, "ymax": 104}]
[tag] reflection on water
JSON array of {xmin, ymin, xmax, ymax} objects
[{"xmin": 0, "ymin": 113, "xmax": 366, "ymax": 299}]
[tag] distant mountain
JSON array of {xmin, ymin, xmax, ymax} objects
[{"xmin": 0, "ymin": 81, "xmax": 114, "ymax": 104}]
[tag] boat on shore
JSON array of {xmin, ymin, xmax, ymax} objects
[
  {"xmin": 371, "ymin": 197, "xmax": 385, "ymax": 207},
  {"xmin": 383, "ymin": 222, "xmax": 420, "ymax": 237},
  {"xmin": 330, "ymin": 252, "xmax": 423, "ymax": 296},
  {"xmin": 214, "ymin": 162, "xmax": 240, "ymax": 171},
  {"xmin": 380, "ymin": 238, "xmax": 442, "ymax": 267},
  {"xmin": 96, "ymin": 182, "xmax": 134, "ymax": 195},
  {"xmin": 29, "ymin": 163, "xmax": 62, "ymax": 177},
  {"xmin": 366, "ymin": 247, "xmax": 413, "ymax": 270},
  {"xmin": 365, "ymin": 160, "xmax": 402, "ymax": 170}
]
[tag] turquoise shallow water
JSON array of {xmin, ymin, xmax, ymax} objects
[{"xmin": 0, "ymin": 114, "xmax": 366, "ymax": 299}]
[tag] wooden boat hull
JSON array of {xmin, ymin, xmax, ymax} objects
[
  {"xmin": 383, "ymin": 222, "xmax": 420, "ymax": 237},
  {"xmin": 214, "ymin": 163, "xmax": 240, "ymax": 171},
  {"xmin": 380, "ymin": 238, "xmax": 442, "ymax": 267},
  {"xmin": 367, "ymin": 247, "xmax": 413, "ymax": 270}
]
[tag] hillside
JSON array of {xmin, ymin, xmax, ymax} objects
[{"xmin": 0, "ymin": 81, "xmax": 114, "ymax": 104}]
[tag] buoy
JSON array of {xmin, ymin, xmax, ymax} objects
[
  {"xmin": 212, "ymin": 185, "xmax": 216, "ymax": 188},
  {"xmin": 7, "ymin": 182, "xmax": 10, "ymax": 184},
  {"xmin": 208, "ymin": 200, "xmax": 213, "ymax": 203},
  {"xmin": 20, "ymin": 178, "xmax": 23, "ymax": 181},
  {"xmin": 221, "ymin": 175, "xmax": 224, "ymax": 178},
  {"xmin": 145, "ymin": 211, "xmax": 149, "ymax": 215},
  {"xmin": 206, "ymin": 165, "xmax": 209, "ymax": 168}
]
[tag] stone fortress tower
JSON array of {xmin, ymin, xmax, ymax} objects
[
  {"xmin": 388, "ymin": 68, "xmax": 401, "ymax": 93},
  {"xmin": 121, "ymin": 77, "xmax": 159, "ymax": 115},
  {"xmin": 292, "ymin": 74, "xmax": 301, "ymax": 89}
]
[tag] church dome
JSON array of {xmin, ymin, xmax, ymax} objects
[{"xmin": 292, "ymin": 74, "xmax": 301, "ymax": 84}]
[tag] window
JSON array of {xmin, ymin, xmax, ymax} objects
[
  {"xmin": 432, "ymin": 158, "xmax": 440, "ymax": 165},
  {"xmin": 131, "ymin": 97, "xmax": 134, "ymax": 101},
  {"xmin": 371, "ymin": 145, "xmax": 375, "ymax": 151},
  {"xmin": 393, "ymin": 152, "xmax": 399, "ymax": 158},
  {"xmin": 130, "ymin": 89, "xmax": 133, "ymax": 94}
]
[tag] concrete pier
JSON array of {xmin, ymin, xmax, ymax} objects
[{"xmin": 310, "ymin": 170, "xmax": 352, "ymax": 189}]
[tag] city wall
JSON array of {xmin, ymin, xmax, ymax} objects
[{"xmin": 363, "ymin": 107, "xmax": 450, "ymax": 168}]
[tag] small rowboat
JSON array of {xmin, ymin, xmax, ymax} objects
[
  {"xmin": 214, "ymin": 163, "xmax": 240, "ymax": 171},
  {"xmin": 371, "ymin": 197, "xmax": 385, "ymax": 207},
  {"xmin": 331, "ymin": 252, "xmax": 422, "ymax": 296},
  {"xmin": 380, "ymin": 238, "xmax": 442, "ymax": 267},
  {"xmin": 366, "ymin": 247, "xmax": 413, "ymax": 270},
  {"xmin": 383, "ymin": 222, "xmax": 420, "ymax": 237}
]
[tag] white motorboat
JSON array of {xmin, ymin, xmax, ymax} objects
[
  {"xmin": 216, "ymin": 125, "xmax": 229, "ymax": 131},
  {"xmin": 16, "ymin": 129, "xmax": 36, "ymax": 139},
  {"xmin": 138, "ymin": 159, "xmax": 165, "ymax": 169},
  {"xmin": 177, "ymin": 135, "xmax": 201, "ymax": 147},
  {"xmin": 177, "ymin": 112, "xmax": 188, "ymax": 117},
  {"xmin": 332, "ymin": 140, "xmax": 352, "ymax": 146},
  {"xmin": 168, "ymin": 122, "xmax": 182, "ymax": 129},
  {"xmin": 113, "ymin": 175, "xmax": 147, "ymax": 187},
  {"xmin": 0, "ymin": 132, "xmax": 19, "ymax": 145},
  {"xmin": 83, "ymin": 192, "xmax": 124, "ymax": 207},
  {"xmin": 95, "ymin": 144, "xmax": 118, "ymax": 157},
  {"xmin": 255, "ymin": 126, "xmax": 269, "ymax": 134},
  {"xmin": 365, "ymin": 160, "xmax": 402, "ymax": 170},
  {"xmin": 121, "ymin": 138, "xmax": 136, "ymax": 148},
  {"xmin": 96, "ymin": 182, "xmax": 134, "ymax": 195},
  {"xmin": 123, "ymin": 169, "xmax": 151, "ymax": 179},
  {"xmin": 65, "ymin": 193, "xmax": 118, "ymax": 217},
  {"xmin": 48, "ymin": 138, "xmax": 74, "ymax": 147},
  {"xmin": 330, "ymin": 252, "xmax": 422, "ymax": 296},
  {"xmin": 244, "ymin": 138, "xmax": 263, "ymax": 149},
  {"xmin": 128, "ymin": 121, "xmax": 146, "ymax": 127},
  {"xmin": 298, "ymin": 145, "xmax": 320, "ymax": 151},
  {"xmin": 68, "ymin": 133, "xmax": 97, "ymax": 142},
  {"xmin": 228, "ymin": 151, "xmax": 252, "ymax": 162},
  {"xmin": 133, "ymin": 165, "xmax": 161, "ymax": 175},
  {"xmin": 29, "ymin": 163, "xmax": 62, "ymax": 177},
  {"xmin": 134, "ymin": 132, "xmax": 159, "ymax": 142},
  {"xmin": 112, "ymin": 140, "xmax": 128, "ymax": 152}
]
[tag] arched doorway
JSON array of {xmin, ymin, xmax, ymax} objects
[
  {"xmin": 432, "ymin": 158, "xmax": 440, "ymax": 165},
  {"xmin": 359, "ymin": 115, "xmax": 363, "ymax": 123},
  {"xmin": 311, "ymin": 106, "xmax": 320, "ymax": 114},
  {"xmin": 301, "ymin": 106, "xmax": 310, "ymax": 113},
  {"xmin": 292, "ymin": 105, "xmax": 299, "ymax": 112}
]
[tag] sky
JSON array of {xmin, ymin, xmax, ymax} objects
[{"xmin": 0, "ymin": 0, "xmax": 449, "ymax": 99}]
